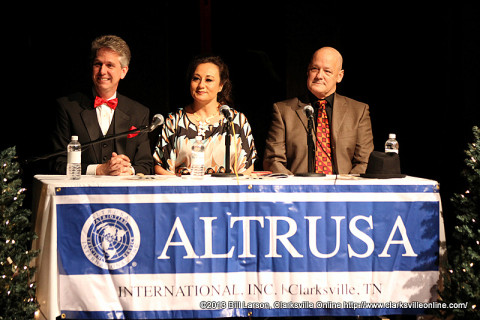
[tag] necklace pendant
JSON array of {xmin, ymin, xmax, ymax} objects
[
  {"xmin": 192, "ymin": 107, "xmax": 219, "ymax": 138},
  {"xmin": 198, "ymin": 121, "xmax": 209, "ymax": 137}
]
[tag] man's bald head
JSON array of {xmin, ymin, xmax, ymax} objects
[{"xmin": 307, "ymin": 47, "xmax": 344, "ymax": 99}]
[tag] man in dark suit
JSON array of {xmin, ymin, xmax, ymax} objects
[
  {"xmin": 263, "ymin": 47, "xmax": 373, "ymax": 175},
  {"xmin": 51, "ymin": 35, "xmax": 153, "ymax": 175}
]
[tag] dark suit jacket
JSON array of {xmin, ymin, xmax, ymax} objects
[
  {"xmin": 51, "ymin": 92, "xmax": 153, "ymax": 175},
  {"xmin": 263, "ymin": 93, "xmax": 374, "ymax": 174}
]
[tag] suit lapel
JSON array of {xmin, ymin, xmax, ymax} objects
[
  {"xmin": 294, "ymin": 99, "xmax": 311, "ymax": 135},
  {"xmin": 80, "ymin": 95, "xmax": 102, "ymax": 163},
  {"xmin": 332, "ymin": 93, "xmax": 347, "ymax": 139}
]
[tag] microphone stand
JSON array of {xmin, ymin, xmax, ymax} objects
[
  {"xmin": 295, "ymin": 114, "xmax": 325, "ymax": 177},
  {"xmin": 211, "ymin": 118, "xmax": 241, "ymax": 177},
  {"xmin": 26, "ymin": 125, "xmax": 149, "ymax": 164}
]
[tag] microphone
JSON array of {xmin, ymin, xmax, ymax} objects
[
  {"xmin": 148, "ymin": 114, "xmax": 164, "ymax": 132},
  {"xmin": 303, "ymin": 104, "xmax": 314, "ymax": 119},
  {"xmin": 220, "ymin": 105, "xmax": 233, "ymax": 121},
  {"xmin": 26, "ymin": 114, "xmax": 165, "ymax": 164}
]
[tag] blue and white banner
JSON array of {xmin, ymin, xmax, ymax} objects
[{"xmin": 56, "ymin": 182, "xmax": 440, "ymax": 319}]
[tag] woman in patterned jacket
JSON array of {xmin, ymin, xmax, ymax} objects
[{"xmin": 154, "ymin": 55, "xmax": 257, "ymax": 175}]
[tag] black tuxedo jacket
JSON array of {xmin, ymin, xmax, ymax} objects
[{"xmin": 51, "ymin": 92, "xmax": 153, "ymax": 175}]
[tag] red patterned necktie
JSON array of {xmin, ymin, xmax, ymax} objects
[
  {"xmin": 94, "ymin": 96, "xmax": 118, "ymax": 110},
  {"xmin": 315, "ymin": 100, "xmax": 333, "ymax": 174}
]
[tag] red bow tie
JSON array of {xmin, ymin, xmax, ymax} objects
[{"xmin": 94, "ymin": 96, "xmax": 118, "ymax": 110}]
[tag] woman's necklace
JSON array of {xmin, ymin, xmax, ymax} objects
[{"xmin": 192, "ymin": 106, "xmax": 220, "ymax": 137}]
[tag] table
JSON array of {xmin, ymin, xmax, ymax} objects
[{"xmin": 32, "ymin": 174, "xmax": 444, "ymax": 319}]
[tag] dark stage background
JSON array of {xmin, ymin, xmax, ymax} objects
[{"xmin": 3, "ymin": 2, "xmax": 480, "ymax": 242}]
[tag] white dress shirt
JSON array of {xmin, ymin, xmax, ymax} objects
[
  {"xmin": 86, "ymin": 93, "xmax": 117, "ymax": 175},
  {"xmin": 95, "ymin": 94, "xmax": 116, "ymax": 136}
]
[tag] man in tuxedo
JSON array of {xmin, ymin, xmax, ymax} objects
[
  {"xmin": 263, "ymin": 47, "xmax": 374, "ymax": 175},
  {"xmin": 51, "ymin": 35, "xmax": 153, "ymax": 175}
]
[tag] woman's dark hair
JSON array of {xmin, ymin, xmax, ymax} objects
[{"xmin": 186, "ymin": 55, "xmax": 233, "ymax": 106}]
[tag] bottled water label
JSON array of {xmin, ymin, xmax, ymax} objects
[
  {"xmin": 191, "ymin": 151, "xmax": 204, "ymax": 166},
  {"xmin": 385, "ymin": 148, "xmax": 399, "ymax": 154},
  {"xmin": 67, "ymin": 151, "xmax": 81, "ymax": 163}
]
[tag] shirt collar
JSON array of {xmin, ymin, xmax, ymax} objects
[
  {"xmin": 92, "ymin": 88, "xmax": 117, "ymax": 101},
  {"xmin": 308, "ymin": 92, "xmax": 335, "ymax": 108}
]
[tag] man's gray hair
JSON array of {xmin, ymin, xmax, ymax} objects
[{"xmin": 91, "ymin": 35, "xmax": 131, "ymax": 68}]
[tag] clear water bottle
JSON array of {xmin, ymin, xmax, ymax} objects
[
  {"xmin": 67, "ymin": 135, "xmax": 81, "ymax": 180},
  {"xmin": 191, "ymin": 135, "xmax": 205, "ymax": 178},
  {"xmin": 385, "ymin": 133, "xmax": 399, "ymax": 154}
]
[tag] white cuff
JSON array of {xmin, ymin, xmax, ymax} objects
[{"xmin": 86, "ymin": 164, "xmax": 99, "ymax": 175}]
